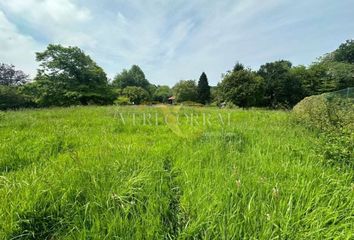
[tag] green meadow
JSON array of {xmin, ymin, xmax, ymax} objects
[{"xmin": 0, "ymin": 106, "xmax": 353, "ymax": 239}]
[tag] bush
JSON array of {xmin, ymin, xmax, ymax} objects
[
  {"xmin": 225, "ymin": 101, "xmax": 238, "ymax": 109},
  {"xmin": 293, "ymin": 90, "xmax": 354, "ymax": 166},
  {"xmin": 323, "ymin": 127, "xmax": 353, "ymax": 165},
  {"xmin": 114, "ymin": 96, "xmax": 130, "ymax": 105},
  {"xmin": 293, "ymin": 92, "xmax": 353, "ymax": 131},
  {"xmin": 122, "ymin": 86, "xmax": 150, "ymax": 105},
  {"xmin": 292, "ymin": 95, "xmax": 330, "ymax": 130},
  {"xmin": 209, "ymin": 101, "xmax": 219, "ymax": 107},
  {"xmin": 0, "ymin": 85, "xmax": 34, "ymax": 110}
]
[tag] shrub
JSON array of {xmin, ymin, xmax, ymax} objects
[
  {"xmin": 122, "ymin": 86, "xmax": 150, "ymax": 105},
  {"xmin": 209, "ymin": 101, "xmax": 219, "ymax": 107},
  {"xmin": 292, "ymin": 95, "xmax": 330, "ymax": 130},
  {"xmin": 0, "ymin": 85, "xmax": 34, "ymax": 110},
  {"xmin": 114, "ymin": 96, "xmax": 130, "ymax": 105},
  {"xmin": 225, "ymin": 101, "xmax": 238, "ymax": 109},
  {"xmin": 293, "ymin": 89, "xmax": 354, "ymax": 166},
  {"xmin": 293, "ymin": 92, "xmax": 353, "ymax": 131},
  {"xmin": 323, "ymin": 127, "xmax": 353, "ymax": 165}
]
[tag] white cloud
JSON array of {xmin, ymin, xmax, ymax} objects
[
  {"xmin": 0, "ymin": 0, "xmax": 93, "ymax": 48},
  {"xmin": 1, "ymin": 0, "xmax": 354, "ymax": 85},
  {"xmin": 0, "ymin": 10, "xmax": 40, "ymax": 77},
  {"xmin": 1, "ymin": 0, "xmax": 285, "ymax": 82},
  {"xmin": 1, "ymin": 0, "xmax": 91, "ymax": 25}
]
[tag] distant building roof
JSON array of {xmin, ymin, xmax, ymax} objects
[{"xmin": 168, "ymin": 96, "xmax": 176, "ymax": 100}]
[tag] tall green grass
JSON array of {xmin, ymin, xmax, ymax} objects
[{"xmin": 0, "ymin": 106, "xmax": 353, "ymax": 239}]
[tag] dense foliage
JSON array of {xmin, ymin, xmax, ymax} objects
[
  {"xmin": 214, "ymin": 41, "xmax": 354, "ymax": 108},
  {"xmin": 122, "ymin": 86, "xmax": 150, "ymax": 105},
  {"xmin": 196, "ymin": 72, "xmax": 211, "ymax": 104},
  {"xmin": 218, "ymin": 64, "xmax": 264, "ymax": 107},
  {"xmin": 332, "ymin": 39, "xmax": 354, "ymax": 64},
  {"xmin": 112, "ymin": 65, "xmax": 150, "ymax": 90},
  {"xmin": 293, "ymin": 89, "xmax": 354, "ymax": 165},
  {"xmin": 33, "ymin": 44, "xmax": 115, "ymax": 106},
  {"xmin": 1, "ymin": 39, "xmax": 353, "ymax": 109},
  {"xmin": 258, "ymin": 60, "xmax": 303, "ymax": 108},
  {"xmin": 172, "ymin": 80, "xmax": 198, "ymax": 103},
  {"xmin": 0, "ymin": 85, "xmax": 33, "ymax": 110},
  {"xmin": 0, "ymin": 63, "xmax": 28, "ymax": 86},
  {"xmin": 152, "ymin": 85, "xmax": 172, "ymax": 103},
  {"xmin": 0, "ymin": 64, "xmax": 32, "ymax": 110}
]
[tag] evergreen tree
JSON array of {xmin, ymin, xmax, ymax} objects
[{"xmin": 197, "ymin": 72, "xmax": 211, "ymax": 104}]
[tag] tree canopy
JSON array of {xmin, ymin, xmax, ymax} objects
[
  {"xmin": 258, "ymin": 60, "xmax": 303, "ymax": 107},
  {"xmin": 173, "ymin": 80, "xmax": 198, "ymax": 102},
  {"xmin": 332, "ymin": 39, "xmax": 354, "ymax": 64},
  {"xmin": 0, "ymin": 64, "xmax": 33, "ymax": 110},
  {"xmin": 1, "ymin": 39, "xmax": 354, "ymax": 109},
  {"xmin": 112, "ymin": 65, "xmax": 150, "ymax": 90},
  {"xmin": 152, "ymin": 85, "xmax": 172, "ymax": 103},
  {"xmin": 33, "ymin": 44, "xmax": 113, "ymax": 106},
  {"xmin": 0, "ymin": 63, "xmax": 28, "ymax": 86},
  {"xmin": 219, "ymin": 65, "xmax": 264, "ymax": 107},
  {"xmin": 122, "ymin": 86, "xmax": 150, "ymax": 104}
]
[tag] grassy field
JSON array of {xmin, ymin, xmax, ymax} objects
[{"xmin": 0, "ymin": 106, "xmax": 353, "ymax": 239}]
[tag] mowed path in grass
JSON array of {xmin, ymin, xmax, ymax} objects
[{"xmin": 0, "ymin": 106, "xmax": 353, "ymax": 239}]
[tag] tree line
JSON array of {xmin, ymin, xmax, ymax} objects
[{"xmin": 1, "ymin": 40, "xmax": 354, "ymax": 110}]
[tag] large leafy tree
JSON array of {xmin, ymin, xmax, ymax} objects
[
  {"xmin": 258, "ymin": 60, "xmax": 303, "ymax": 107},
  {"xmin": 0, "ymin": 85, "xmax": 31, "ymax": 110},
  {"xmin": 153, "ymin": 85, "xmax": 172, "ymax": 103},
  {"xmin": 332, "ymin": 39, "xmax": 354, "ymax": 64},
  {"xmin": 219, "ymin": 64, "xmax": 264, "ymax": 107},
  {"xmin": 0, "ymin": 63, "xmax": 32, "ymax": 110},
  {"xmin": 326, "ymin": 62, "xmax": 354, "ymax": 90},
  {"xmin": 122, "ymin": 86, "xmax": 150, "ymax": 104},
  {"xmin": 112, "ymin": 65, "xmax": 150, "ymax": 90},
  {"xmin": 0, "ymin": 63, "xmax": 28, "ymax": 86},
  {"xmin": 172, "ymin": 80, "xmax": 198, "ymax": 102},
  {"xmin": 34, "ymin": 44, "xmax": 113, "ymax": 106},
  {"xmin": 197, "ymin": 72, "xmax": 211, "ymax": 104},
  {"xmin": 290, "ymin": 65, "xmax": 319, "ymax": 96},
  {"xmin": 306, "ymin": 62, "xmax": 343, "ymax": 94},
  {"xmin": 307, "ymin": 40, "xmax": 354, "ymax": 93}
]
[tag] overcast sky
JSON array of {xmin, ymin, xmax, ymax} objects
[{"xmin": 1, "ymin": 0, "xmax": 353, "ymax": 86}]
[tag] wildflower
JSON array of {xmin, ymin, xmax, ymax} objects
[
  {"xmin": 272, "ymin": 187, "xmax": 279, "ymax": 198},
  {"xmin": 260, "ymin": 177, "xmax": 267, "ymax": 183},
  {"xmin": 236, "ymin": 179, "xmax": 241, "ymax": 187},
  {"xmin": 233, "ymin": 165, "xmax": 238, "ymax": 176}
]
